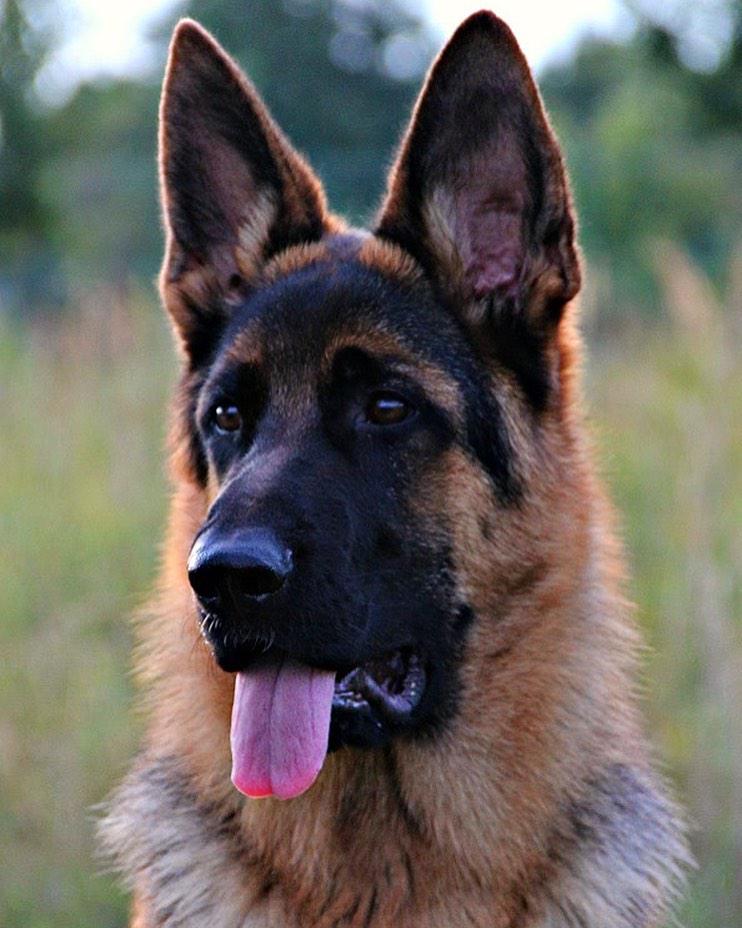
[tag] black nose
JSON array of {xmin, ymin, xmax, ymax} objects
[{"xmin": 187, "ymin": 527, "xmax": 293, "ymax": 605}]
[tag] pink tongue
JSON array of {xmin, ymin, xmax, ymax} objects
[{"xmin": 230, "ymin": 660, "xmax": 336, "ymax": 800}]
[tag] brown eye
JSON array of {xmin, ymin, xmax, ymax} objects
[
  {"xmin": 365, "ymin": 392, "xmax": 412, "ymax": 426},
  {"xmin": 214, "ymin": 404, "xmax": 242, "ymax": 433}
]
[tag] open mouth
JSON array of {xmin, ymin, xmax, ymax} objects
[
  {"xmin": 201, "ymin": 609, "xmax": 427, "ymax": 723},
  {"xmin": 226, "ymin": 645, "xmax": 427, "ymax": 802},
  {"xmin": 333, "ymin": 648, "xmax": 425, "ymax": 721}
]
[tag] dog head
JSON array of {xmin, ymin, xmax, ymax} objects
[{"xmin": 158, "ymin": 13, "xmax": 581, "ymax": 798}]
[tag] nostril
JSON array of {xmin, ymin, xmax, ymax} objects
[
  {"xmin": 188, "ymin": 565, "xmax": 224, "ymax": 603},
  {"xmin": 189, "ymin": 563, "xmax": 288, "ymax": 603},
  {"xmin": 239, "ymin": 565, "xmax": 287, "ymax": 597}
]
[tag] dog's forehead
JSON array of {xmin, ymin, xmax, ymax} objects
[{"xmin": 220, "ymin": 240, "xmax": 463, "ymax": 376}]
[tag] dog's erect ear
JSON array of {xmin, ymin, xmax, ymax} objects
[
  {"xmin": 376, "ymin": 13, "xmax": 580, "ymax": 360},
  {"xmin": 159, "ymin": 20, "xmax": 331, "ymax": 359}
]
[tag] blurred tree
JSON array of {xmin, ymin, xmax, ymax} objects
[
  {"xmin": 43, "ymin": 80, "xmax": 162, "ymax": 290},
  {"xmin": 0, "ymin": 0, "xmax": 63, "ymax": 310},
  {"xmin": 633, "ymin": 0, "xmax": 742, "ymax": 134},
  {"xmin": 2, "ymin": 0, "xmax": 742, "ymax": 320},
  {"xmin": 540, "ymin": 0, "xmax": 742, "ymax": 317}
]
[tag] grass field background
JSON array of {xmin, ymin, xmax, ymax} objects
[{"xmin": 1, "ymin": 252, "xmax": 740, "ymax": 927}]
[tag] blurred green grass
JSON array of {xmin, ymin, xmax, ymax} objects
[
  {"xmin": 0, "ymin": 290, "xmax": 172, "ymax": 927},
  {"xmin": 0, "ymin": 253, "xmax": 739, "ymax": 926}
]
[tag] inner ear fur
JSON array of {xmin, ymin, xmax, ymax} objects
[
  {"xmin": 376, "ymin": 11, "xmax": 580, "ymax": 343},
  {"xmin": 159, "ymin": 19, "xmax": 335, "ymax": 359}
]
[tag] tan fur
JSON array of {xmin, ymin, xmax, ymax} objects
[
  {"xmin": 261, "ymin": 241, "xmax": 333, "ymax": 283},
  {"xmin": 422, "ymin": 186, "xmax": 469, "ymax": 300},
  {"xmin": 101, "ymin": 13, "xmax": 689, "ymax": 928},
  {"xmin": 235, "ymin": 190, "xmax": 280, "ymax": 280},
  {"xmin": 356, "ymin": 236, "xmax": 425, "ymax": 285},
  {"xmin": 223, "ymin": 329, "xmax": 264, "ymax": 370}
]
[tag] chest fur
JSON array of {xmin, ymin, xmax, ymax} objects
[{"xmin": 101, "ymin": 757, "xmax": 687, "ymax": 928}]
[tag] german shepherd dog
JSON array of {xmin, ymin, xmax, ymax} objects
[{"xmin": 101, "ymin": 11, "xmax": 690, "ymax": 927}]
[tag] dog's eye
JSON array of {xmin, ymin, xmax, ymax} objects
[
  {"xmin": 365, "ymin": 392, "xmax": 413, "ymax": 426},
  {"xmin": 213, "ymin": 404, "xmax": 242, "ymax": 434}
]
